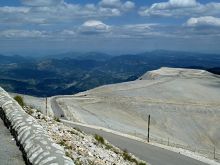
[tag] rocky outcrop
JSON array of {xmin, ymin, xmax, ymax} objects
[
  {"xmin": 24, "ymin": 107, "xmax": 147, "ymax": 165},
  {"xmin": 0, "ymin": 87, "xmax": 74, "ymax": 165}
]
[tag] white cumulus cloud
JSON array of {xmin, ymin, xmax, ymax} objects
[
  {"xmin": 168, "ymin": 0, "xmax": 198, "ymax": 8},
  {"xmin": 80, "ymin": 20, "xmax": 111, "ymax": 35},
  {"xmin": 123, "ymin": 1, "xmax": 135, "ymax": 11},
  {"xmin": 139, "ymin": 0, "xmax": 220, "ymax": 17},
  {"xmin": 99, "ymin": 0, "xmax": 121, "ymax": 8},
  {"xmin": 186, "ymin": 16, "xmax": 220, "ymax": 27},
  {"xmin": 0, "ymin": 0, "xmax": 135, "ymax": 25},
  {"xmin": 0, "ymin": 29, "xmax": 46, "ymax": 38},
  {"xmin": 99, "ymin": 0, "xmax": 135, "ymax": 11},
  {"xmin": 0, "ymin": 6, "xmax": 30, "ymax": 13},
  {"xmin": 21, "ymin": 0, "xmax": 63, "ymax": 6}
]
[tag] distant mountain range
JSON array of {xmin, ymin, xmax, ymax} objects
[{"xmin": 0, "ymin": 50, "xmax": 219, "ymax": 97}]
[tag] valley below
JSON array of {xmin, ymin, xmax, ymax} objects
[{"xmin": 1, "ymin": 51, "xmax": 220, "ymax": 97}]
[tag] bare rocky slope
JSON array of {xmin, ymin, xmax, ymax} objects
[
  {"xmin": 7, "ymin": 92, "xmax": 147, "ymax": 165},
  {"xmin": 24, "ymin": 107, "xmax": 147, "ymax": 165},
  {"xmin": 55, "ymin": 67, "xmax": 220, "ymax": 158}
]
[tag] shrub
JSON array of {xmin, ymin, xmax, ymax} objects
[
  {"xmin": 65, "ymin": 151, "xmax": 72, "ymax": 159},
  {"xmin": 68, "ymin": 130, "xmax": 79, "ymax": 136},
  {"xmin": 58, "ymin": 140, "xmax": 65, "ymax": 146},
  {"xmin": 27, "ymin": 109, "xmax": 34, "ymax": 115},
  {"xmin": 14, "ymin": 95, "xmax": 25, "ymax": 107},
  {"xmin": 74, "ymin": 127, "xmax": 82, "ymax": 133},
  {"xmin": 122, "ymin": 150, "xmax": 147, "ymax": 165},
  {"xmin": 54, "ymin": 117, "xmax": 61, "ymax": 122},
  {"xmin": 123, "ymin": 150, "xmax": 132, "ymax": 161},
  {"xmin": 74, "ymin": 158, "xmax": 82, "ymax": 165},
  {"xmin": 65, "ymin": 145, "xmax": 73, "ymax": 150},
  {"xmin": 94, "ymin": 134, "xmax": 105, "ymax": 144},
  {"xmin": 105, "ymin": 143, "xmax": 113, "ymax": 150}
]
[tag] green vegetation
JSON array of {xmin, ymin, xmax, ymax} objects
[
  {"xmin": 58, "ymin": 140, "xmax": 72, "ymax": 150},
  {"xmin": 1, "ymin": 52, "xmax": 219, "ymax": 97},
  {"xmin": 54, "ymin": 117, "xmax": 61, "ymax": 122},
  {"xmin": 112, "ymin": 148, "xmax": 120, "ymax": 154},
  {"xmin": 26, "ymin": 109, "xmax": 34, "ymax": 115},
  {"xmin": 139, "ymin": 163, "xmax": 147, "ymax": 165},
  {"xmin": 93, "ymin": 134, "xmax": 147, "ymax": 164},
  {"xmin": 122, "ymin": 150, "xmax": 146, "ymax": 165},
  {"xmin": 123, "ymin": 150, "xmax": 137, "ymax": 164},
  {"xmin": 58, "ymin": 140, "xmax": 65, "ymax": 146},
  {"xmin": 94, "ymin": 134, "xmax": 116, "ymax": 151},
  {"xmin": 36, "ymin": 109, "xmax": 41, "ymax": 113},
  {"xmin": 74, "ymin": 158, "xmax": 82, "ymax": 165},
  {"xmin": 105, "ymin": 143, "xmax": 113, "ymax": 150},
  {"xmin": 14, "ymin": 95, "xmax": 25, "ymax": 107},
  {"xmin": 59, "ymin": 131, "xmax": 147, "ymax": 164},
  {"xmin": 94, "ymin": 134, "xmax": 105, "ymax": 145},
  {"xmin": 68, "ymin": 130, "xmax": 79, "ymax": 135},
  {"xmin": 65, "ymin": 151, "xmax": 72, "ymax": 159},
  {"xmin": 94, "ymin": 134, "xmax": 117, "ymax": 152},
  {"xmin": 64, "ymin": 145, "xmax": 73, "ymax": 150},
  {"xmin": 74, "ymin": 127, "xmax": 82, "ymax": 133},
  {"xmin": 89, "ymin": 161, "xmax": 95, "ymax": 165}
]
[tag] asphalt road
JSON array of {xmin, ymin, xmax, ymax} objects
[
  {"xmin": 0, "ymin": 118, "xmax": 25, "ymax": 165},
  {"xmin": 62, "ymin": 120, "xmax": 208, "ymax": 165},
  {"xmin": 50, "ymin": 96, "xmax": 67, "ymax": 120},
  {"xmin": 51, "ymin": 96, "xmax": 208, "ymax": 165}
]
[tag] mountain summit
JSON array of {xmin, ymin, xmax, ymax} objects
[
  {"xmin": 54, "ymin": 67, "xmax": 220, "ymax": 153},
  {"xmin": 139, "ymin": 67, "xmax": 215, "ymax": 80}
]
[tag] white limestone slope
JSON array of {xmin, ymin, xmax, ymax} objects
[
  {"xmin": 9, "ymin": 93, "xmax": 54, "ymax": 117},
  {"xmin": 56, "ymin": 67, "xmax": 220, "ymax": 158}
]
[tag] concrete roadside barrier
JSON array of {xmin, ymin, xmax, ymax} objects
[{"xmin": 0, "ymin": 87, "xmax": 74, "ymax": 165}]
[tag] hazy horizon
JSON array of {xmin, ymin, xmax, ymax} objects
[{"xmin": 1, "ymin": 49, "xmax": 220, "ymax": 57}]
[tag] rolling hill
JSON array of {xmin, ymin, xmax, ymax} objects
[{"xmin": 0, "ymin": 51, "xmax": 220, "ymax": 96}]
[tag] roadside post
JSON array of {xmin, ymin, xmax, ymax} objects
[
  {"xmin": 214, "ymin": 146, "xmax": 216, "ymax": 159},
  {"xmin": 46, "ymin": 97, "xmax": 48, "ymax": 116},
  {"xmin": 148, "ymin": 115, "xmax": 150, "ymax": 143}
]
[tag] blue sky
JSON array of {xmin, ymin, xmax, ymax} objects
[{"xmin": 0, "ymin": 0, "xmax": 220, "ymax": 55}]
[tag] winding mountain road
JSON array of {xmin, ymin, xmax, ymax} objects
[
  {"xmin": 50, "ymin": 96, "xmax": 209, "ymax": 165},
  {"xmin": 62, "ymin": 119, "xmax": 209, "ymax": 165}
]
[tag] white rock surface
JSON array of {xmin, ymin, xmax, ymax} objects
[
  {"xmin": 56, "ymin": 67, "xmax": 220, "ymax": 159},
  {"xmin": 9, "ymin": 93, "xmax": 54, "ymax": 117},
  {"xmin": 27, "ymin": 107, "xmax": 146, "ymax": 165}
]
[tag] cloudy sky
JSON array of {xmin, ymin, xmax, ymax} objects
[{"xmin": 0, "ymin": 0, "xmax": 220, "ymax": 55}]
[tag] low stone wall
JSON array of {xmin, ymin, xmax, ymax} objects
[{"xmin": 0, "ymin": 87, "xmax": 74, "ymax": 165}]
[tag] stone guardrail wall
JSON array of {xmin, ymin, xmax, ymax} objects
[{"xmin": 0, "ymin": 87, "xmax": 74, "ymax": 165}]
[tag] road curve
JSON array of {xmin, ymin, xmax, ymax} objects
[
  {"xmin": 50, "ymin": 96, "xmax": 67, "ymax": 120},
  {"xmin": 62, "ymin": 120, "xmax": 208, "ymax": 165},
  {"xmin": 50, "ymin": 96, "xmax": 209, "ymax": 165}
]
